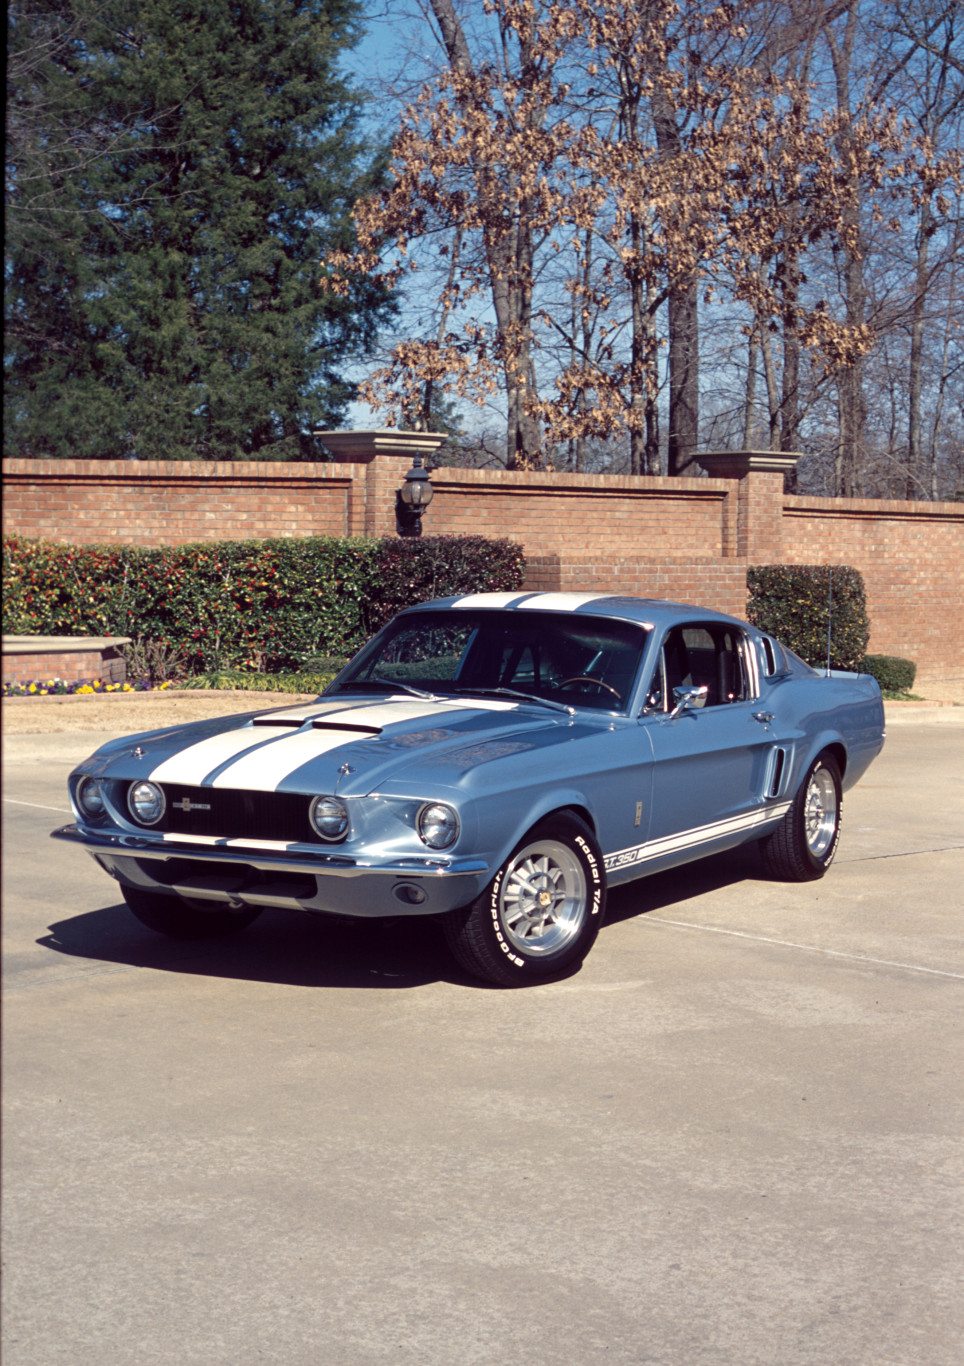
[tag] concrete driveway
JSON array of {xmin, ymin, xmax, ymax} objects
[{"xmin": 2, "ymin": 709, "xmax": 962, "ymax": 1366}]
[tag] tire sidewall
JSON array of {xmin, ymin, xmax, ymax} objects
[
  {"xmin": 484, "ymin": 815, "xmax": 605, "ymax": 980},
  {"xmin": 797, "ymin": 755, "xmax": 842, "ymax": 874}
]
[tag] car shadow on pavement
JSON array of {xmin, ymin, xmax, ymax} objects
[
  {"xmin": 37, "ymin": 903, "xmax": 475, "ymax": 989},
  {"xmin": 604, "ymin": 844, "xmax": 762, "ymax": 926},
  {"xmin": 36, "ymin": 845, "xmax": 762, "ymax": 990}
]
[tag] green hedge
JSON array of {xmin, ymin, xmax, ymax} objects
[
  {"xmin": 746, "ymin": 564, "xmax": 870, "ymax": 671},
  {"xmin": 2, "ymin": 534, "xmax": 525, "ymax": 676},
  {"xmin": 861, "ymin": 654, "xmax": 916, "ymax": 692}
]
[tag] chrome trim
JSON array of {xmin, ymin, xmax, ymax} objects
[{"xmin": 51, "ymin": 824, "xmax": 488, "ymax": 879}]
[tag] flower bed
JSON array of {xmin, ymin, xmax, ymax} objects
[{"xmin": 3, "ymin": 677, "xmax": 175, "ymax": 698}]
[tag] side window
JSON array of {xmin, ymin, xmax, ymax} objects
[{"xmin": 649, "ymin": 623, "xmax": 751, "ymax": 710}]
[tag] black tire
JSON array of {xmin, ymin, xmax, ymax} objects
[
  {"xmin": 443, "ymin": 813, "xmax": 606, "ymax": 987},
  {"xmin": 122, "ymin": 885, "xmax": 262, "ymax": 939},
  {"xmin": 760, "ymin": 751, "xmax": 842, "ymax": 882}
]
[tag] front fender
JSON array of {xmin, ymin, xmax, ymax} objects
[{"xmin": 477, "ymin": 784, "xmax": 604, "ymax": 879}]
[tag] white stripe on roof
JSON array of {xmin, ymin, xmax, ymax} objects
[
  {"xmin": 450, "ymin": 592, "xmax": 527, "ymax": 608},
  {"xmin": 514, "ymin": 593, "xmax": 610, "ymax": 612}
]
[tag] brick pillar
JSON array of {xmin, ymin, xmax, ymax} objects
[
  {"xmin": 315, "ymin": 430, "xmax": 448, "ymax": 540},
  {"xmin": 698, "ymin": 450, "xmax": 800, "ymax": 564}
]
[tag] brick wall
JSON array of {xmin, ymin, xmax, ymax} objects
[
  {"xmin": 429, "ymin": 467, "xmax": 735, "ymax": 560},
  {"xmin": 526, "ymin": 556, "xmax": 748, "ymax": 617},
  {"xmin": 1, "ymin": 459, "xmax": 363, "ymax": 545},
  {"xmin": 3, "ymin": 456, "xmax": 962, "ymax": 682},
  {"xmin": 781, "ymin": 496, "xmax": 964, "ymax": 683}
]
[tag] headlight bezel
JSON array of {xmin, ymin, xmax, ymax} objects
[
  {"xmin": 309, "ymin": 794, "xmax": 350, "ymax": 842},
  {"xmin": 127, "ymin": 780, "xmax": 166, "ymax": 826},
  {"xmin": 416, "ymin": 801, "xmax": 460, "ymax": 850}
]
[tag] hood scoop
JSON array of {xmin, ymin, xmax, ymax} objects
[
  {"xmin": 252, "ymin": 716, "xmax": 303, "ymax": 728},
  {"xmin": 311, "ymin": 720, "xmax": 382, "ymax": 735}
]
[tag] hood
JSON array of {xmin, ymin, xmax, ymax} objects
[{"xmin": 83, "ymin": 694, "xmax": 591, "ymax": 796}]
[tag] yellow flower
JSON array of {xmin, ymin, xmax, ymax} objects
[
  {"xmin": 76, "ymin": 685, "xmax": 94, "ymax": 695},
  {"xmin": 28, "ymin": 683, "xmax": 37, "ymax": 693}
]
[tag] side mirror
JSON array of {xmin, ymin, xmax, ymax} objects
[{"xmin": 669, "ymin": 684, "xmax": 709, "ymax": 719}]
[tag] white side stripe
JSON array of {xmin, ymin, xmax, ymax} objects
[{"xmin": 605, "ymin": 804, "xmax": 791, "ymax": 872}]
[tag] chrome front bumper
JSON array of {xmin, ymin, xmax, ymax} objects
[{"xmin": 51, "ymin": 824, "xmax": 491, "ymax": 918}]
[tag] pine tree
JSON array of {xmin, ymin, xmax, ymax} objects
[{"xmin": 5, "ymin": 0, "xmax": 392, "ymax": 459}]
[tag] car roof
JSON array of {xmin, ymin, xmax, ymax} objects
[{"xmin": 403, "ymin": 591, "xmax": 751, "ymax": 631}]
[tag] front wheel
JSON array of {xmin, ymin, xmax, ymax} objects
[
  {"xmin": 443, "ymin": 813, "xmax": 606, "ymax": 987},
  {"xmin": 760, "ymin": 751, "xmax": 842, "ymax": 881},
  {"xmin": 122, "ymin": 885, "xmax": 262, "ymax": 939}
]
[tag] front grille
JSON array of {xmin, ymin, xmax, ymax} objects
[{"xmin": 150, "ymin": 784, "xmax": 317, "ymax": 843}]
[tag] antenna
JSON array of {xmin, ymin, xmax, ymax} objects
[{"xmin": 825, "ymin": 568, "xmax": 834, "ymax": 676}]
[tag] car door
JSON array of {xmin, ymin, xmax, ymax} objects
[{"xmin": 637, "ymin": 622, "xmax": 776, "ymax": 864}]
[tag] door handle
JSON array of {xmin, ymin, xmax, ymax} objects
[{"xmin": 753, "ymin": 711, "xmax": 774, "ymax": 725}]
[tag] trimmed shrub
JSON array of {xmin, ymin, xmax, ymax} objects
[
  {"xmin": 747, "ymin": 564, "xmax": 870, "ymax": 671},
  {"xmin": 178, "ymin": 670, "xmax": 342, "ymax": 695},
  {"xmin": 861, "ymin": 654, "xmax": 916, "ymax": 692},
  {"xmin": 368, "ymin": 536, "xmax": 527, "ymax": 634},
  {"xmin": 2, "ymin": 533, "xmax": 525, "ymax": 675}
]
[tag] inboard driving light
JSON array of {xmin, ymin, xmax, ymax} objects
[
  {"xmin": 127, "ymin": 780, "xmax": 165, "ymax": 825},
  {"xmin": 309, "ymin": 795, "xmax": 350, "ymax": 841}
]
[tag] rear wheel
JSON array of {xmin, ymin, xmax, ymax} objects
[
  {"xmin": 443, "ymin": 813, "xmax": 606, "ymax": 987},
  {"xmin": 761, "ymin": 751, "xmax": 842, "ymax": 881},
  {"xmin": 122, "ymin": 885, "xmax": 262, "ymax": 939}
]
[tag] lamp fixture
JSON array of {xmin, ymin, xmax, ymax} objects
[{"xmin": 395, "ymin": 455, "xmax": 435, "ymax": 537}]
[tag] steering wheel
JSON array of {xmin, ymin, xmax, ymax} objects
[{"xmin": 558, "ymin": 675, "xmax": 622, "ymax": 702}]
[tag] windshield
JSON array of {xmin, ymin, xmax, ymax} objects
[{"xmin": 330, "ymin": 610, "xmax": 649, "ymax": 713}]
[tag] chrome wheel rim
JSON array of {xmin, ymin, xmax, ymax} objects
[
  {"xmin": 499, "ymin": 839, "xmax": 587, "ymax": 956},
  {"xmin": 804, "ymin": 767, "xmax": 838, "ymax": 858}
]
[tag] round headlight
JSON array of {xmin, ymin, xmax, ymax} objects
[
  {"xmin": 309, "ymin": 795, "xmax": 349, "ymax": 842},
  {"xmin": 77, "ymin": 777, "xmax": 107, "ymax": 821},
  {"xmin": 128, "ymin": 780, "xmax": 165, "ymax": 826},
  {"xmin": 417, "ymin": 802, "xmax": 460, "ymax": 850}
]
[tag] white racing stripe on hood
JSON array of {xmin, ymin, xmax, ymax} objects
[
  {"xmin": 209, "ymin": 696, "xmax": 519, "ymax": 791},
  {"xmin": 149, "ymin": 727, "xmax": 282, "ymax": 785},
  {"xmin": 148, "ymin": 696, "xmax": 521, "ymax": 791}
]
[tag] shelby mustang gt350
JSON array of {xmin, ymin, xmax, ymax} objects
[{"xmin": 54, "ymin": 593, "xmax": 885, "ymax": 986}]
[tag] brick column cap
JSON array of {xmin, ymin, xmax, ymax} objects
[
  {"xmin": 315, "ymin": 429, "xmax": 447, "ymax": 464},
  {"xmin": 697, "ymin": 449, "xmax": 801, "ymax": 478},
  {"xmin": 2, "ymin": 634, "xmax": 131, "ymax": 653}
]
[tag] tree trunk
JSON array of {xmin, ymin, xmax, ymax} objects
[
  {"xmin": 906, "ymin": 198, "xmax": 932, "ymax": 497},
  {"xmin": 827, "ymin": 4, "xmax": 867, "ymax": 496},
  {"xmin": 743, "ymin": 324, "xmax": 759, "ymax": 449},
  {"xmin": 665, "ymin": 275, "xmax": 699, "ymax": 474},
  {"xmin": 651, "ymin": 89, "xmax": 699, "ymax": 475},
  {"xmin": 428, "ymin": 0, "xmax": 543, "ymax": 467}
]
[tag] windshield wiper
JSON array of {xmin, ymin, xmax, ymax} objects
[
  {"xmin": 454, "ymin": 686, "xmax": 574, "ymax": 715},
  {"xmin": 370, "ymin": 676, "xmax": 443, "ymax": 701}
]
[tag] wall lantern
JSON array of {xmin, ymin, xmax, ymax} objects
[{"xmin": 395, "ymin": 456, "xmax": 435, "ymax": 537}]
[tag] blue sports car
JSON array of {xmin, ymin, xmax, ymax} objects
[{"xmin": 54, "ymin": 593, "xmax": 885, "ymax": 986}]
